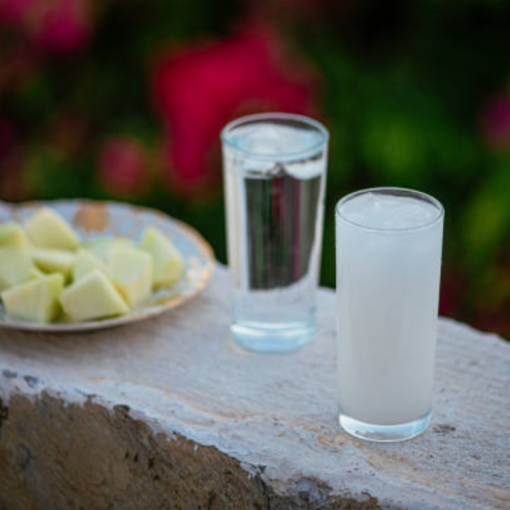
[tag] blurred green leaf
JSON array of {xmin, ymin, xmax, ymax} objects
[{"xmin": 462, "ymin": 156, "xmax": 510, "ymax": 268}]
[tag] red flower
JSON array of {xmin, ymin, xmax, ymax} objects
[
  {"xmin": 480, "ymin": 94, "xmax": 510, "ymax": 151},
  {"xmin": 0, "ymin": 0, "xmax": 92, "ymax": 54},
  {"xmin": 98, "ymin": 137, "xmax": 149, "ymax": 198},
  {"xmin": 0, "ymin": 0, "xmax": 34, "ymax": 26},
  {"xmin": 32, "ymin": 0, "xmax": 92, "ymax": 54},
  {"xmin": 152, "ymin": 29, "xmax": 317, "ymax": 196}
]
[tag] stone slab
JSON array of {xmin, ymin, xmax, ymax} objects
[{"xmin": 0, "ymin": 265, "xmax": 509, "ymax": 510}]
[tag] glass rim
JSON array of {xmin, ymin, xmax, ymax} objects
[
  {"xmin": 220, "ymin": 112, "xmax": 329, "ymax": 161},
  {"xmin": 335, "ymin": 187, "xmax": 444, "ymax": 233}
]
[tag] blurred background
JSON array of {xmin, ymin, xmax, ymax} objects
[{"xmin": 0, "ymin": 0, "xmax": 509, "ymax": 338}]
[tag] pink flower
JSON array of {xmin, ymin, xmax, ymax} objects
[
  {"xmin": 0, "ymin": 0, "xmax": 34, "ymax": 26},
  {"xmin": 152, "ymin": 28, "xmax": 318, "ymax": 196},
  {"xmin": 31, "ymin": 0, "xmax": 92, "ymax": 54},
  {"xmin": 480, "ymin": 94, "xmax": 510, "ymax": 151},
  {"xmin": 0, "ymin": 0, "xmax": 92, "ymax": 54},
  {"xmin": 98, "ymin": 137, "xmax": 149, "ymax": 198}
]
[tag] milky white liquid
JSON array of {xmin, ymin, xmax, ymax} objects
[{"xmin": 336, "ymin": 191, "xmax": 443, "ymax": 425}]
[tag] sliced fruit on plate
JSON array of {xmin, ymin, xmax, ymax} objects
[
  {"xmin": 107, "ymin": 246, "xmax": 153, "ymax": 308},
  {"xmin": 1, "ymin": 273, "xmax": 64, "ymax": 323},
  {"xmin": 32, "ymin": 248, "xmax": 75, "ymax": 280},
  {"xmin": 140, "ymin": 227, "xmax": 184, "ymax": 288},
  {"xmin": 0, "ymin": 223, "xmax": 30, "ymax": 248},
  {"xmin": 0, "ymin": 246, "xmax": 40, "ymax": 291},
  {"xmin": 72, "ymin": 249, "xmax": 105, "ymax": 281},
  {"xmin": 25, "ymin": 207, "xmax": 80, "ymax": 250},
  {"xmin": 59, "ymin": 269, "xmax": 129, "ymax": 322},
  {"xmin": 83, "ymin": 236, "xmax": 136, "ymax": 262}
]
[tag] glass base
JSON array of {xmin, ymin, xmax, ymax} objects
[
  {"xmin": 231, "ymin": 321, "xmax": 314, "ymax": 353},
  {"xmin": 339, "ymin": 411, "xmax": 431, "ymax": 442}
]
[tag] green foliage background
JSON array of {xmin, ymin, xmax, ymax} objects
[{"xmin": 1, "ymin": 0, "xmax": 509, "ymax": 337}]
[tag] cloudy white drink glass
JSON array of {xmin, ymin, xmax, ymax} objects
[
  {"xmin": 221, "ymin": 113, "xmax": 328, "ymax": 353},
  {"xmin": 335, "ymin": 187, "xmax": 444, "ymax": 441}
]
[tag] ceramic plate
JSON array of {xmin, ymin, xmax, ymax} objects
[{"xmin": 0, "ymin": 199, "xmax": 215, "ymax": 332}]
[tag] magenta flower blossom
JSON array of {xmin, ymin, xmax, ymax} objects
[
  {"xmin": 481, "ymin": 94, "xmax": 510, "ymax": 151},
  {"xmin": 0, "ymin": 0, "xmax": 92, "ymax": 54},
  {"xmin": 98, "ymin": 137, "xmax": 149, "ymax": 198},
  {"xmin": 0, "ymin": 0, "xmax": 34, "ymax": 25},
  {"xmin": 152, "ymin": 28, "xmax": 317, "ymax": 196}
]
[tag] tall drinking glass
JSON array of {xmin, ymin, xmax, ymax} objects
[
  {"xmin": 335, "ymin": 187, "xmax": 444, "ymax": 441},
  {"xmin": 221, "ymin": 113, "xmax": 329, "ymax": 353}
]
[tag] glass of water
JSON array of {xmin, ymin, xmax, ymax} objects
[
  {"xmin": 221, "ymin": 113, "xmax": 329, "ymax": 353},
  {"xmin": 335, "ymin": 188, "xmax": 444, "ymax": 441}
]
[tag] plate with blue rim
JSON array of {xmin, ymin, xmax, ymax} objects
[{"xmin": 0, "ymin": 199, "xmax": 215, "ymax": 333}]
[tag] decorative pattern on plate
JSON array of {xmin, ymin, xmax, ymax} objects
[{"xmin": 0, "ymin": 199, "xmax": 215, "ymax": 332}]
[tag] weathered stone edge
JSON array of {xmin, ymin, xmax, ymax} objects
[{"xmin": 0, "ymin": 374, "xmax": 385, "ymax": 510}]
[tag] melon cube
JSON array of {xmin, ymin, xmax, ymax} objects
[
  {"xmin": 107, "ymin": 246, "xmax": 153, "ymax": 308},
  {"xmin": 1, "ymin": 273, "xmax": 64, "ymax": 323},
  {"xmin": 29, "ymin": 267, "xmax": 46, "ymax": 279},
  {"xmin": 32, "ymin": 248, "xmax": 75, "ymax": 280},
  {"xmin": 72, "ymin": 249, "xmax": 105, "ymax": 281},
  {"xmin": 25, "ymin": 208, "xmax": 80, "ymax": 250},
  {"xmin": 59, "ymin": 270, "xmax": 129, "ymax": 322},
  {"xmin": 0, "ymin": 223, "xmax": 30, "ymax": 248},
  {"xmin": 0, "ymin": 246, "xmax": 39, "ymax": 291},
  {"xmin": 140, "ymin": 227, "xmax": 184, "ymax": 287},
  {"xmin": 83, "ymin": 236, "xmax": 136, "ymax": 262}
]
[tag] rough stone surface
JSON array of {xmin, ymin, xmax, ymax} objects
[{"xmin": 0, "ymin": 265, "xmax": 509, "ymax": 510}]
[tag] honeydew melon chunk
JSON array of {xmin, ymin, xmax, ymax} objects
[
  {"xmin": 25, "ymin": 207, "xmax": 80, "ymax": 250},
  {"xmin": 0, "ymin": 246, "xmax": 38, "ymax": 291},
  {"xmin": 1, "ymin": 273, "xmax": 64, "ymax": 323},
  {"xmin": 83, "ymin": 237, "xmax": 136, "ymax": 262},
  {"xmin": 29, "ymin": 267, "xmax": 46, "ymax": 279},
  {"xmin": 32, "ymin": 248, "xmax": 75, "ymax": 280},
  {"xmin": 140, "ymin": 227, "xmax": 184, "ymax": 288},
  {"xmin": 59, "ymin": 269, "xmax": 129, "ymax": 322},
  {"xmin": 107, "ymin": 246, "xmax": 153, "ymax": 308},
  {"xmin": 0, "ymin": 223, "xmax": 30, "ymax": 248},
  {"xmin": 72, "ymin": 249, "xmax": 105, "ymax": 281}
]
